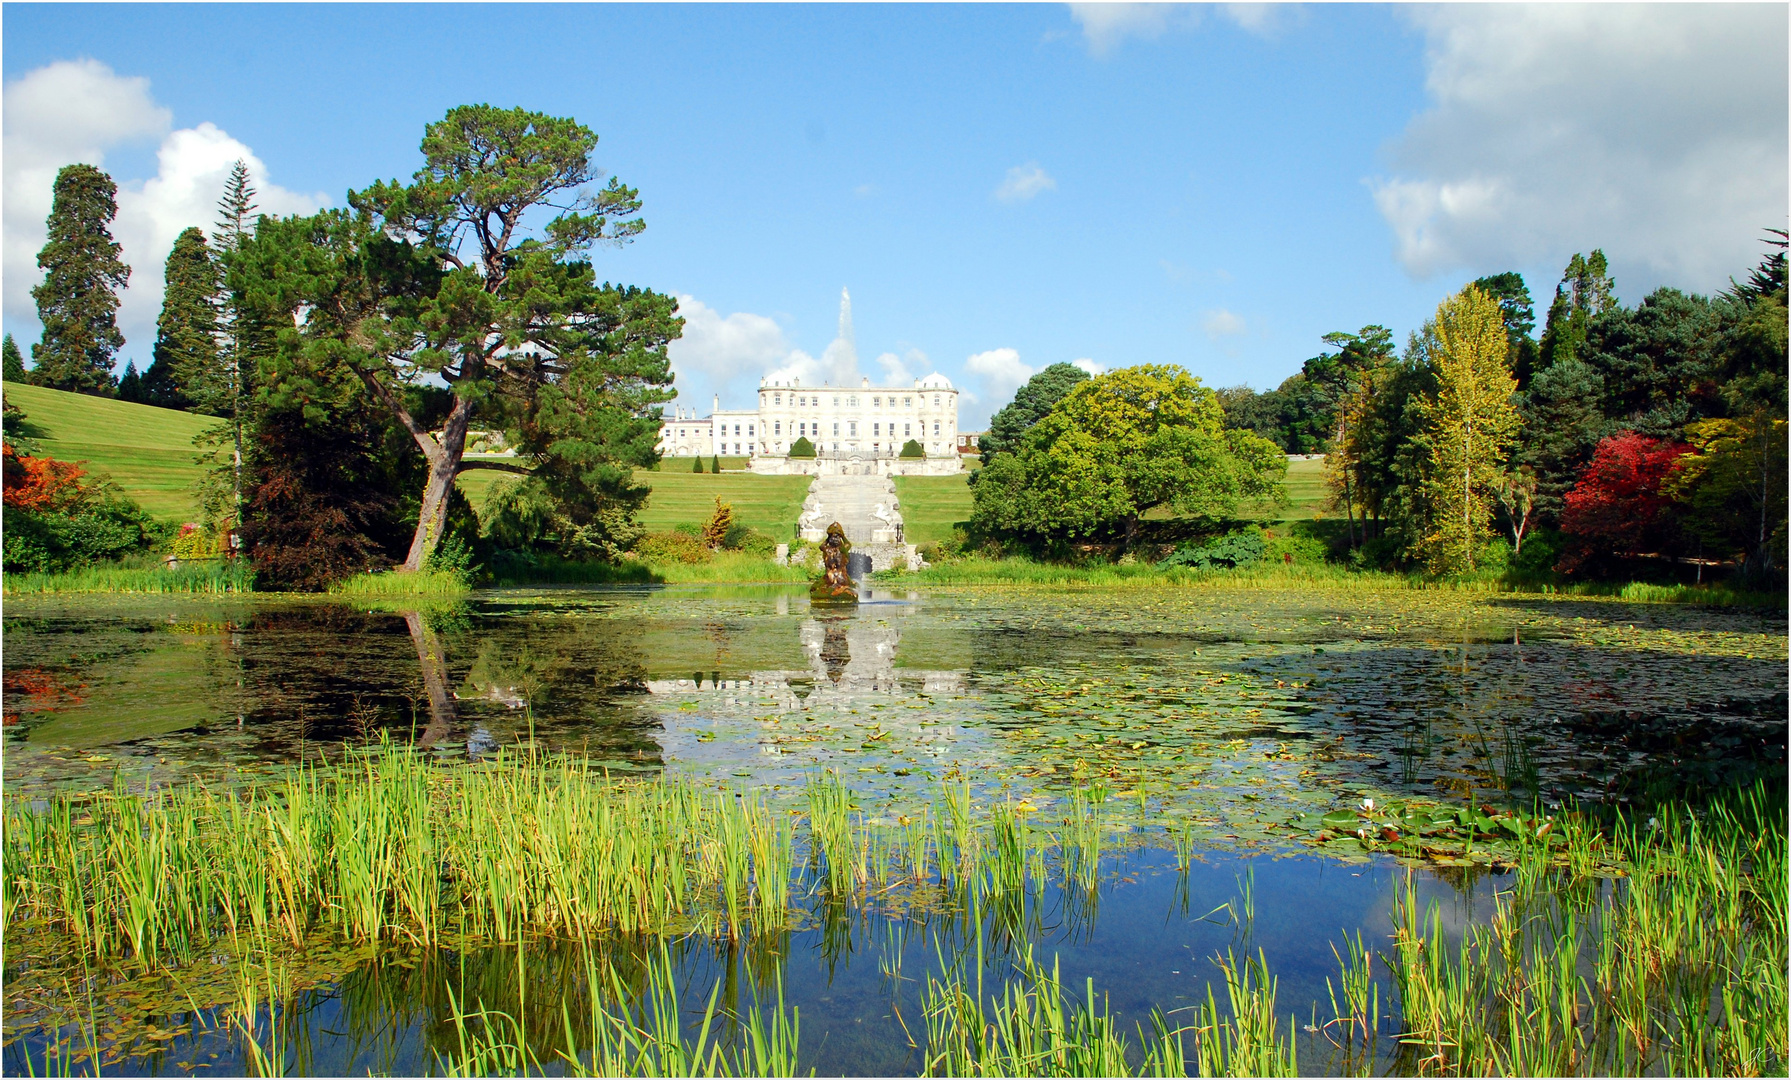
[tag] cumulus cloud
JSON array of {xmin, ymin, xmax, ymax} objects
[
  {"xmin": 874, "ymin": 348, "xmax": 928, "ymax": 385},
  {"xmin": 995, "ymin": 162, "xmax": 1056, "ymax": 203},
  {"xmin": 669, "ymin": 294, "xmax": 792, "ymax": 406},
  {"xmin": 1373, "ymin": 5, "xmax": 1788, "ymax": 295},
  {"xmin": 3, "ymin": 59, "xmax": 327, "ymax": 366},
  {"xmin": 1066, "ymin": 3, "xmax": 1285, "ymax": 56},
  {"xmin": 1071, "ymin": 357, "xmax": 1106, "ymax": 376},
  {"xmin": 1202, "ymin": 309, "xmax": 1246, "ymax": 339},
  {"xmin": 966, "ymin": 347, "xmax": 1035, "ymax": 411}
]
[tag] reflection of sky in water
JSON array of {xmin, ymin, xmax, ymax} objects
[{"xmin": 2, "ymin": 587, "xmax": 1784, "ymax": 817}]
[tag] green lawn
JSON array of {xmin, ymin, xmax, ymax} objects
[
  {"xmin": 458, "ymin": 466, "xmax": 810, "ymax": 540},
  {"xmin": 1277, "ymin": 455, "xmax": 1328, "ymax": 520},
  {"xmin": 4, "ymin": 383, "xmax": 218, "ymax": 522},
  {"xmin": 892, "ymin": 474, "xmax": 974, "ymax": 545}
]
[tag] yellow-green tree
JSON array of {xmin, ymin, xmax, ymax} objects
[{"xmin": 1415, "ymin": 286, "xmax": 1520, "ymax": 574}]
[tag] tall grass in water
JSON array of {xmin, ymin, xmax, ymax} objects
[
  {"xmin": 3, "ymin": 560, "xmax": 254, "ymax": 595},
  {"xmin": 1373, "ymin": 785, "xmax": 1787, "ymax": 1076},
  {"xmin": 327, "ymin": 569, "xmax": 469, "ymax": 599},
  {"xmin": 439, "ymin": 943, "xmax": 802, "ymax": 1078}
]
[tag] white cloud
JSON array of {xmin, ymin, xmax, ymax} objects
[
  {"xmin": 1071, "ymin": 357, "xmax": 1106, "ymax": 376},
  {"xmin": 4, "ymin": 59, "xmax": 327, "ymax": 367},
  {"xmin": 669, "ymin": 294, "xmax": 791, "ymax": 406},
  {"xmin": 1373, "ymin": 5, "xmax": 1788, "ymax": 294},
  {"xmin": 874, "ymin": 348, "xmax": 927, "ymax": 385},
  {"xmin": 966, "ymin": 347, "xmax": 1035, "ymax": 410},
  {"xmin": 1202, "ymin": 309, "xmax": 1246, "ymax": 339},
  {"xmin": 1066, "ymin": 3, "xmax": 1284, "ymax": 55},
  {"xmin": 995, "ymin": 162, "xmax": 1056, "ymax": 203}
]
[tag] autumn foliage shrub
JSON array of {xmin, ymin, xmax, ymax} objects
[
  {"xmin": 1558, "ymin": 431, "xmax": 1691, "ymax": 572},
  {"xmin": 2, "ymin": 442, "xmax": 157, "ymax": 572}
]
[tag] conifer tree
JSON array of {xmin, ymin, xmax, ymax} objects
[
  {"xmin": 208, "ymin": 161, "xmax": 262, "ymax": 524},
  {"xmin": 150, "ymin": 226, "xmax": 221, "ymax": 412},
  {"xmin": 1415, "ymin": 286, "xmax": 1520, "ymax": 574},
  {"xmin": 30, "ymin": 164, "xmax": 130, "ymax": 394},
  {"xmin": 2, "ymin": 334, "xmax": 26, "ymax": 382}
]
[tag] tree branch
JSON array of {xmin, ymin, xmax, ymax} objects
[
  {"xmin": 456, "ymin": 457, "xmax": 534, "ymax": 476},
  {"xmin": 357, "ymin": 368, "xmax": 442, "ymax": 461}
]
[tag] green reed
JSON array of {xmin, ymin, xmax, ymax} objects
[
  {"xmin": 3, "ymin": 560, "xmax": 255, "ymax": 595},
  {"xmin": 1371, "ymin": 784, "xmax": 1787, "ymax": 1077}
]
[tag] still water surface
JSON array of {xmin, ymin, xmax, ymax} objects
[{"xmin": 3, "ymin": 585, "xmax": 1784, "ymax": 1074}]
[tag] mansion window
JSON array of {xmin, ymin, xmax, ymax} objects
[
  {"xmin": 933, "ymin": 396, "xmax": 941, "ymax": 407},
  {"xmin": 903, "ymin": 396, "xmax": 911, "ymax": 406},
  {"xmin": 774, "ymin": 421, "xmax": 781, "ymax": 435},
  {"xmin": 774, "ymin": 393, "xmax": 782, "ymax": 405},
  {"xmin": 933, "ymin": 422, "xmax": 940, "ymax": 435},
  {"xmin": 904, "ymin": 423, "xmax": 911, "ymax": 435},
  {"xmin": 873, "ymin": 423, "xmax": 880, "ymax": 435},
  {"xmin": 832, "ymin": 422, "xmax": 840, "ymax": 435},
  {"xmin": 873, "ymin": 396, "xmax": 881, "ymax": 407},
  {"xmin": 848, "ymin": 422, "xmax": 857, "ymax": 436},
  {"xmin": 748, "ymin": 424, "xmax": 754, "ymax": 436}
]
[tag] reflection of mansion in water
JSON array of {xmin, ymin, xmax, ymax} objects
[
  {"xmin": 658, "ymin": 375, "xmax": 963, "ymax": 477},
  {"xmin": 645, "ymin": 615, "xmax": 965, "ymax": 710}
]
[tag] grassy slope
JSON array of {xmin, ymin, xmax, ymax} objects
[
  {"xmin": 893, "ymin": 474, "xmax": 974, "ymax": 545},
  {"xmin": 458, "ymin": 466, "xmax": 810, "ymax": 541},
  {"xmin": 4, "ymin": 383, "xmax": 217, "ymax": 521},
  {"xmin": 1276, "ymin": 456, "xmax": 1327, "ymax": 520}
]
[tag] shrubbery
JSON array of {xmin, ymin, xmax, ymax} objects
[
  {"xmin": 899, "ymin": 439, "xmax": 925, "ymax": 458},
  {"xmin": 788, "ymin": 437, "xmax": 816, "ymax": 459},
  {"xmin": 1157, "ymin": 528, "xmax": 1266, "ymax": 570},
  {"xmin": 2, "ymin": 442, "xmax": 159, "ymax": 573}
]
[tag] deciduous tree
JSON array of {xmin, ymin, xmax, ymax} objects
[
  {"xmin": 971, "ymin": 365, "xmax": 1284, "ymax": 545},
  {"xmin": 1413, "ymin": 286, "xmax": 1520, "ymax": 574},
  {"xmin": 1558, "ymin": 431, "xmax": 1691, "ymax": 572}
]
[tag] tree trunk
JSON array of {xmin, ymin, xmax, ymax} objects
[{"xmin": 401, "ymin": 395, "xmax": 476, "ymax": 571}]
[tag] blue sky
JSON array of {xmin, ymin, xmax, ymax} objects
[{"xmin": 4, "ymin": 4, "xmax": 1784, "ymax": 427}]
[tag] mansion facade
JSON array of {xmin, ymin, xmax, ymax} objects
[{"xmin": 658, "ymin": 373, "xmax": 963, "ymax": 476}]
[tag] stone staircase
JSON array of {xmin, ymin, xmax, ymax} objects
[{"xmin": 796, "ymin": 475, "xmax": 918, "ymax": 571}]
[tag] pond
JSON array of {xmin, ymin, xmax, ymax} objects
[{"xmin": 3, "ymin": 584, "xmax": 1785, "ymax": 1075}]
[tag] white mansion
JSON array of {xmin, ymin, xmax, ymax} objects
[{"xmin": 658, "ymin": 374, "xmax": 963, "ymax": 476}]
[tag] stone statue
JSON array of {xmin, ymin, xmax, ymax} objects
[{"xmin": 810, "ymin": 522, "xmax": 858, "ymax": 604}]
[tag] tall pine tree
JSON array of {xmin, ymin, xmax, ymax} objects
[
  {"xmin": 31, "ymin": 165, "xmax": 130, "ymax": 394},
  {"xmin": 1415, "ymin": 285, "xmax": 1520, "ymax": 574},
  {"xmin": 208, "ymin": 161, "xmax": 262, "ymax": 524},
  {"xmin": 150, "ymin": 226, "xmax": 221, "ymax": 411}
]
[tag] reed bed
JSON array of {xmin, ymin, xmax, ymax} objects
[
  {"xmin": 2, "ymin": 743, "xmax": 1114, "ymax": 971},
  {"xmin": 5, "ymin": 743, "xmax": 1782, "ymax": 1078},
  {"xmin": 2, "ymin": 561, "xmax": 255, "ymax": 595},
  {"xmin": 326, "ymin": 570, "xmax": 472, "ymax": 600}
]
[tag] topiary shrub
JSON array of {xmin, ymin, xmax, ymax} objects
[
  {"xmin": 899, "ymin": 439, "xmax": 925, "ymax": 459},
  {"xmin": 692, "ymin": 456, "xmax": 704, "ymax": 473},
  {"xmin": 710, "ymin": 454, "xmax": 721, "ymax": 473},
  {"xmin": 788, "ymin": 436, "xmax": 816, "ymax": 459}
]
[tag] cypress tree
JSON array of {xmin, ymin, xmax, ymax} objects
[
  {"xmin": 151, "ymin": 226, "xmax": 220, "ymax": 412},
  {"xmin": 30, "ymin": 164, "xmax": 130, "ymax": 394},
  {"xmin": 2, "ymin": 335, "xmax": 26, "ymax": 382}
]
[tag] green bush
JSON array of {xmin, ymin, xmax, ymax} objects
[
  {"xmin": 788, "ymin": 436, "xmax": 816, "ymax": 459},
  {"xmin": 672, "ymin": 521, "xmax": 702, "ymax": 538},
  {"xmin": 899, "ymin": 439, "xmax": 925, "ymax": 459},
  {"xmin": 1509, "ymin": 529, "xmax": 1562, "ymax": 577},
  {"xmin": 2, "ymin": 495, "xmax": 159, "ymax": 574},
  {"xmin": 1156, "ymin": 527, "xmax": 1265, "ymax": 570},
  {"xmin": 722, "ymin": 522, "xmax": 776, "ymax": 556},
  {"xmin": 1263, "ymin": 523, "xmax": 1330, "ymax": 565},
  {"xmin": 633, "ymin": 530, "xmax": 712, "ymax": 564},
  {"xmin": 710, "ymin": 454, "xmax": 720, "ymax": 473},
  {"xmin": 692, "ymin": 455, "xmax": 704, "ymax": 473}
]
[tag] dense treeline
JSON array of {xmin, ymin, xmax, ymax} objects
[{"xmin": 1212, "ymin": 242, "xmax": 1787, "ymax": 581}]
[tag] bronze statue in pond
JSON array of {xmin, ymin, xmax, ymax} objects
[{"xmin": 810, "ymin": 522, "xmax": 858, "ymax": 604}]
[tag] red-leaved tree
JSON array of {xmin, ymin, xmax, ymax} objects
[
  {"xmin": 1557, "ymin": 431, "xmax": 1691, "ymax": 572},
  {"xmin": 2, "ymin": 442, "xmax": 89, "ymax": 513}
]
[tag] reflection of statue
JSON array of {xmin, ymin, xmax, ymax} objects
[{"xmin": 810, "ymin": 522, "xmax": 858, "ymax": 604}]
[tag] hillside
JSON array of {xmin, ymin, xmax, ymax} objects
[{"xmin": 4, "ymin": 383, "xmax": 217, "ymax": 521}]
